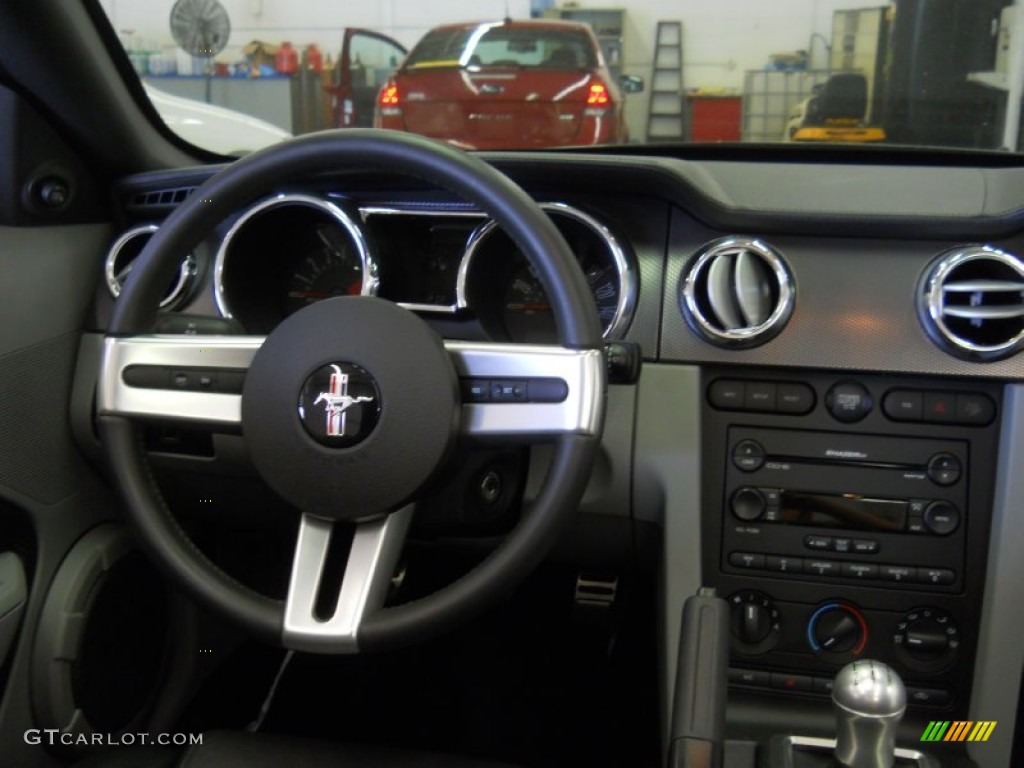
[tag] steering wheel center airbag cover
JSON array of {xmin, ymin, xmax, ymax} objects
[{"xmin": 241, "ymin": 296, "xmax": 459, "ymax": 521}]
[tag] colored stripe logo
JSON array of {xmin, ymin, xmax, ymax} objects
[{"xmin": 920, "ymin": 721, "xmax": 996, "ymax": 742}]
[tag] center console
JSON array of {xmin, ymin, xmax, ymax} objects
[{"xmin": 700, "ymin": 367, "xmax": 1001, "ymax": 725}]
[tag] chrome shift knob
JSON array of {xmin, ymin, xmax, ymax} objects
[{"xmin": 832, "ymin": 659, "xmax": 906, "ymax": 768}]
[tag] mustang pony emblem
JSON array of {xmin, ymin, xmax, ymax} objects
[{"xmin": 314, "ymin": 365, "xmax": 374, "ymax": 437}]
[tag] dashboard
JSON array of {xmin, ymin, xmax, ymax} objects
[{"xmin": 84, "ymin": 151, "xmax": 1024, "ymax": 766}]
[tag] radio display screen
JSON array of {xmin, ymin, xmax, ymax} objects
[{"xmin": 779, "ymin": 492, "xmax": 907, "ymax": 531}]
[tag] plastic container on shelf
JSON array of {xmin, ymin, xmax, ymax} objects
[
  {"xmin": 275, "ymin": 42, "xmax": 298, "ymax": 74},
  {"xmin": 305, "ymin": 44, "xmax": 323, "ymax": 73}
]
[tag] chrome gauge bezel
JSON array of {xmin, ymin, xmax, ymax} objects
[
  {"xmin": 214, "ymin": 194, "xmax": 378, "ymax": 320},
  {"xmin": 104, "ymin": 224, "xmax": 197, "ymax": 309},
  {"xmin": 457, "ymin": 202, "xmax": 638, "ymax": 340}
]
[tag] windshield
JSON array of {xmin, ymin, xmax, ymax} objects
[{"xmin": 96, "ymin": 0, "xmax": 1019, "ymax": 155}]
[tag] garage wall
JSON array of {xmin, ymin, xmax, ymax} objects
[{"xmin": 99, "ymin": 0, "xmax": 532, "ymax": 58}]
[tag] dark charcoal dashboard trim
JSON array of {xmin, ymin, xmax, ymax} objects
[{"xmin": 115, "ymin": 153, "xmax": 1024, "ymax": 241}]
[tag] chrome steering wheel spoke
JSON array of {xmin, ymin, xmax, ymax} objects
[
  {"xmin": 98, "ymin": 334, "xmax": 264, "ymax": 425},
  {"xmin": 283, "ymin": 506, "xmax": 413, "ymax": 653},
  {"xmin": 446, "ymin": 341, "xmax": 604, "ymax": 438}
]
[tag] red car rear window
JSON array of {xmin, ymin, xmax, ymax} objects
[{"xmin": 404, "ymin": 25, "xmax": 597, "ymax": 71}]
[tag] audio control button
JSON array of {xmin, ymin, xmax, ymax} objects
[
  {"xmin": 731, "ymin": 487, "xmax": 767, "ymax": 521},
  {"xmin": 805, "ymin": 559, "xmax": 839, "ymax": 576},
  {"xmin": 729, "ymin": 552, "xmax": 765, "ymax": 570},
  {"xmin": 882, "ymin": 390, "xmax": 923, "ymax": 422},
  {"xmin": 777, "ymin": 383, "xmax": 815, "ymax": 414},
  {"xmin": 917, "ymin": 568, "xmax": 955, "ymax": 586},
  {"xmin": 852, "ymin": 539, "xmax": 879, "ymax": 555},
  {"xmin": 805, "ymin": 535, "xmax": 833, "ymax": 551},
  {"xmin": 765, "ymin": 555, "xmax": 804, "ymax": 574},
  {"xmin": 923, "ymin": 502, "xmax": 960, "ymax": 535},
  {"xmin": 880, "ymin": 565, "xmax": 915, "ymax": 583},
  {"xmin": 842, "ymin": 562, "xmax": 879, "ymax": 580},
  {"xmin": 732, "ymin": 440, "xmax": 766, "ymax": 472},
  {"xmin": 745, "ymin": 382, "xmax": 777, "ymax": 411},
  {"xmin": 907, "ymin": 516, "xmax": 928, "ymax": 534},
  {"xmin": 926, "ymin": 453, "xmax": 962, "ymax": 486},
  {"xmin": 833, "ymin": 537, "xmax": 852, "ymax": 553}
]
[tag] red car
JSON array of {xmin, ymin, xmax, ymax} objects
[{"xmin": 375, "ymin": 19, "xmax": 640, "ymax": 149}]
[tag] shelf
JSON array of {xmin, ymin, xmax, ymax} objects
[{"xmin": 968, "ymin": 71, "xmax": 1009, "ymax": 91}]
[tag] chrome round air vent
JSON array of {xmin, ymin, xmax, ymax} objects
[
  {"xmin": 680, "ymin": 236, "xmax": 794, "ymax": 348},
  {"xmin": 104, "ymin": 225, "xmax": 196, "ymax": 309},
  {"xmin": 918, "ymin": 245, "xmax": 1024, "ymax": 361}
]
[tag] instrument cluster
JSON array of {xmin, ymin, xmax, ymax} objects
[{"xmin": 198, "ymin": 194, "xmax": 639, "ymax": 341}]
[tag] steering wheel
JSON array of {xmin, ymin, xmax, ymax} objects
[{"xmin": 96, "ymin": 130, "xmax": 606, "ymax": 654}]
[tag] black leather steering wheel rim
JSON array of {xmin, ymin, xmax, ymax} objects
[{"xmin": 100, "ymin": 129, "xmax": 605, "ymax": 653}]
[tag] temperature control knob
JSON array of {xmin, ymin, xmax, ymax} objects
[{"xmin": 808, "ymin": 602, "xmax": 868, "ymax": 659}]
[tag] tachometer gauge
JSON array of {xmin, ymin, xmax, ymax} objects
[
  {"xmin": 462, "ymin": 203, "xmax": 637, "ymax": 343},
  {"xmin": 284, "ymin": 225, "xmax": 366, "ymax": 315}
]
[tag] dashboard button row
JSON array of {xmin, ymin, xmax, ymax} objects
[
  {"xmin": 708, "ymin": 379, "xmax": 815, "ymax": 415},
  {"xmin": 460, "ymin": 377, "xmax": 568, "ymax": 404},
  {"xmin": 123, "ymin": 365, "xmax": 246, "ymax": 394},
  {"xmin": 803, "ymin": 535, "xmax": 879, "ymax": 554},
  {"xmin": 728, "ymin": 551, "xmax": 955, "ymax": 585},
  {"xmin": 882, "ymin": 389, "xmax": 995, "ymax": 426},
  {"xmin": 729, "ymin": 668, "xmax": 951, "ymax": 706}
]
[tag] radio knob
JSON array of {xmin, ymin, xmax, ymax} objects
[
  {"xmin": 731, "ymin": 487, "xmax": 766, "ymax": 522},
  {"xmin": 808, "ymin": 603, "xmax": 867, "ymax": 657},
  {"xmin": 923, "ymin": 501, "xmax": 959, "ymax": 535}
]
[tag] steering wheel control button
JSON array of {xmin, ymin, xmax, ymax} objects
[
  {"xmin": 730, "ymin": 487, "xmax": 766, "ymax": 521},
  {"xmin": 922, "ymin": 502, "xmax": 960, "ymax": 535},
  {"xmin": 461, "ymin": 379, "xmax": 490, "ymax": 402},
  {"xmin": 490, "ymin": 380, "xmax": 527, "ymax": 401},
  {"xmin": 122, "ymin": 365, "xmax": 171, "ymax": 389},
  {"xmin": 298, "ymin": 363, "xmax": 381, "ymax": 448},
  {"xmin": 826, "ymin": 381, "xmax": 872, "ymax": 423},
  {"xmin": 882, "ymin": 390, "xmax": 923, "ymax": 422},
  {"xmin": 926, "ymin": 453, "xmax": 962, "ymax": 486},
  {"xmin": 732, "ymin": 439, "xmax": 766, "ymax": 472}
]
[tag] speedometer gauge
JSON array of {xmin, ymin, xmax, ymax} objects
[
  {"xmin": 214, "ymin": 194, "xmax": 378, "ymax": 333},
  {"xmin": 461, "ymin": 203, "xmax": 637, "ymax": 343},
  {"xmin": 284, "ymin": 225, "xmax": 366, "ymax": 315}
]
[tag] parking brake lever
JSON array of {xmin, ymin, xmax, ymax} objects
[{"xmin": 668, "ymin": 588, "xmax": 730, "ymax": 768}]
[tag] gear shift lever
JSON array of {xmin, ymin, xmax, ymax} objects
[{"xmin": 832, "ymin": 659, "xmax": 907, "ymax": 768}]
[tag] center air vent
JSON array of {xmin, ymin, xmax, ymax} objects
[
  {"xmin": 918, "ymin": 245, "xmax": 1024, "ymax": 362},
  {"xmin": 680, "ymin": 236, "xmax": 794, "ymax": 348}
]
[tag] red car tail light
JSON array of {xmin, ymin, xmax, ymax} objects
[
  {"xmin": 378, "ymin": 81, "xmax": 402, "ymax": 116},
  {"xmin": 584, "ymin": 82, "xmax": 612, "ymax": 117},
  {"xmin": 586, "ymin": 83, "xmax": 610, "ymax": 106}
]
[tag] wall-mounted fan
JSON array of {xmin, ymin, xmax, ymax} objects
[{"xmin": 170, "ymin": 0, "xmax": 231, "ymax": 59}]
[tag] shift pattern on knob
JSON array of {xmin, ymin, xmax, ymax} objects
[{"xmin": 832, "ymin": 660, "xmax": 906, "ymax": 768}]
